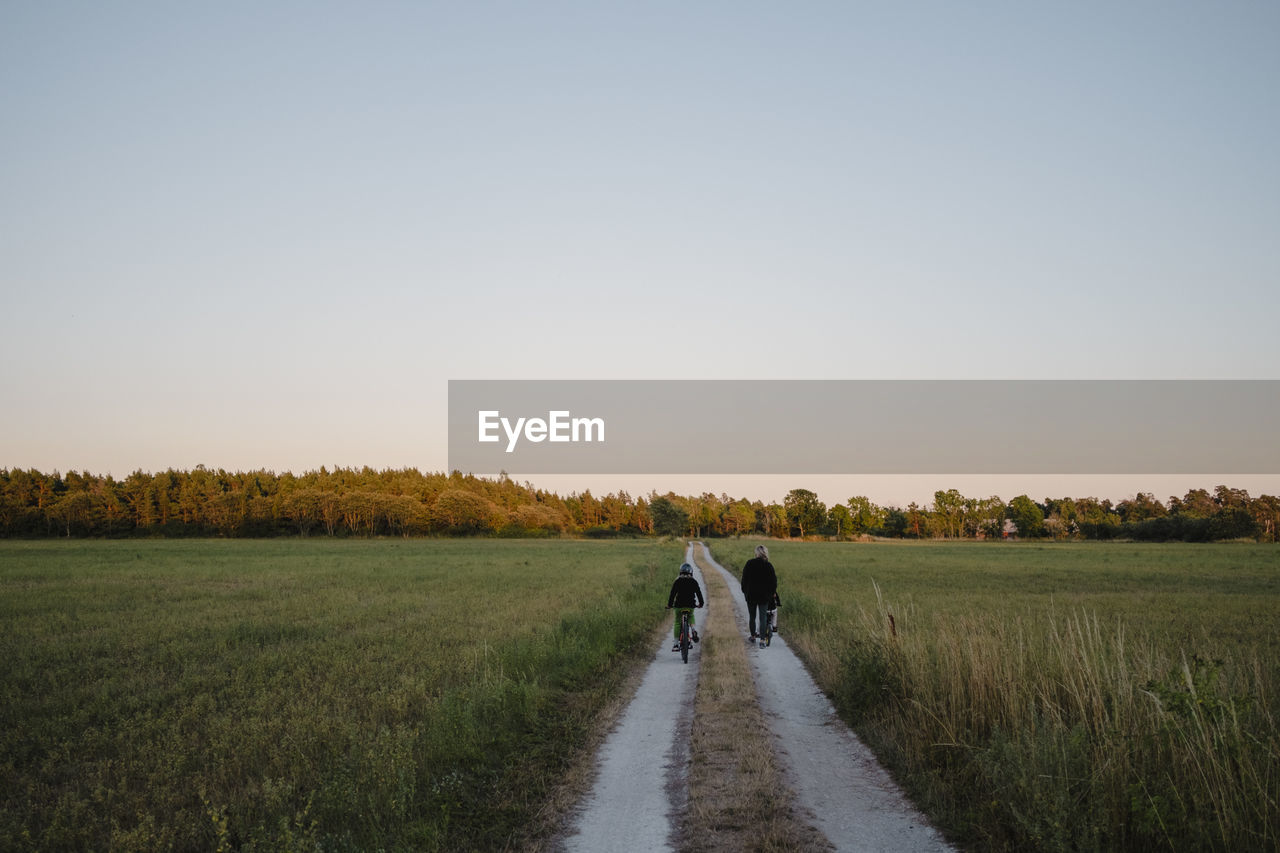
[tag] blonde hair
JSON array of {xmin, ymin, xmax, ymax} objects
[{"xmin": 755, "ymin": 544, "xmax": 769, "ymax": 559}]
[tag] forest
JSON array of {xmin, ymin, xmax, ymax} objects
[{"xmin": 0, "ymin": 467, "xmax": 1276, "ymax": 542}]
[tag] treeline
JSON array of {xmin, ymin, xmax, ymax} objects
[
  {"xmin": 0, "ymin": 468, "xmax": 1277, "ymax": 542},
  {"xmin": 799, "ymin": 486, "xmax": 1280, "ymax": 543}
]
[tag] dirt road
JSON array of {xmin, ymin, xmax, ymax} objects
[
  {"xmin": 560, "ymin": 545, "xmax": 705, "ymax": 852},
  {"xmin": 698, "ymin": 543, "xmax": 952, "ymax": 851},
  {"xmin": 559, "ymin": 542, "xmax": 952, "ymax": 852}
]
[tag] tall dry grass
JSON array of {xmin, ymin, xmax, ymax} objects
[{"xmin": 788, "ymin": 582, "xmax": 1278, "ymax": 851}]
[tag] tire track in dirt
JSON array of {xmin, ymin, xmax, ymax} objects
[
  {"xmin": 559, "ymin": 545, "xmax": 705, "ymax": 852},
  {"xmin": 697, "ymin": 542, "xmax": 954, "ymax": 852},
  {"xmin": 684, "ymin": 544, "xmax": 833, "ymax": 852}
]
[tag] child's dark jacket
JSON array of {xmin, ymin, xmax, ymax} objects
[{"xmin": 667, "ymin": 576, "xmax": 704, "ymax": 609}]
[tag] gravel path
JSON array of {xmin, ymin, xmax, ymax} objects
[
  {"xmin": 559, "ymin": 545, "xmax": 705, "ymax": 853},
  {"xmin": 560, "ymin": 543, "xmax": 953, "ymax": 852},
  {"xmin": 699, "ymin": 543, "xmax": 954, "ymax": 852}
]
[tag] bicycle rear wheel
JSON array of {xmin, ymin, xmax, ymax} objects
[{"xmin": 680, "ymin": 614, "xmax": 690, "ymax": 664}]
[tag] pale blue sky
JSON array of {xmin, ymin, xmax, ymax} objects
[{"xmin": 3, "ymin": 2, "xmax": 1278, "ymax": 505}]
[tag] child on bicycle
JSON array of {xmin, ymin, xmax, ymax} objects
[{"xmin": 666, "ymin": 563, "xmax": 704, "ymax": 651}]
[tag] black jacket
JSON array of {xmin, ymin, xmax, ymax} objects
[
  {"xmin": 667, "ymin": 575, "xmax": 704, "ymax": 609},
  {"xmin": 741, "ymin": 556, "xmax": 777, "ymax": 605}
]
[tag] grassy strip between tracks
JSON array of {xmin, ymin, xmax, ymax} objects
[
  {"xmin": 707, "ymin": 539, "xmax": 1280, "ymax": 852},
  {"xmin": 0, "ymin": 538, "xmax": 678, "ymax": 851},
  {"xmin": 684, "ymin": 543, "xmax": 832, "ymax": 853}
]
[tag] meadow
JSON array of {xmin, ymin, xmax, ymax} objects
[
  {"xmin": 708, "ymin": 540, "xmax": 1280, "ymax": 851},
  {"xmin": 0, "ymin": 539, "xmax": 678, "ymax": 851}
]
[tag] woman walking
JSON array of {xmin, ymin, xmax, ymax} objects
[{"xmin": 740, "ymin": 544, "xmax": 777, "ymax": 643}]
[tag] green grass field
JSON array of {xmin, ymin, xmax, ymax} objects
[
  {"xmin": 709, "ymin": 540, "xmax": 1280, "ymax": 851},
  {"xmin": 6, "ymin": 539, "xmax": 1277, "ymax": 851},
  {"xmin": 0, "ymin": 539, "xmax": 679, "ymax": 851}
]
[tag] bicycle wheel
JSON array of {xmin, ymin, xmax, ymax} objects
[{"xmin": 681, "ymin": 614, "xmax": 690, "ymax": 664}]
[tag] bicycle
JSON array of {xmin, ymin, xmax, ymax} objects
[
  {"xmin": 759, "ymin": 607, "xmax": 772, "ymax": 648},
  {"xmin": 673, "ymin": 607, "xmax": 694, "ymax": 663},
  {"xmin": 679, "ymin": 608, "xmax": 693, "ymax": 663}
]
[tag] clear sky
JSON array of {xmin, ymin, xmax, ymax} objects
[{"xmin": 3, "ymin": 2, "xmax": 1278, "ymax": 507}]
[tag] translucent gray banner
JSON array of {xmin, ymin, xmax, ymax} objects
[{"xmin": 447, "ymin": 380, "xmax": 1280, "ymax": 475}]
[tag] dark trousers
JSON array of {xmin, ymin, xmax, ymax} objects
[{"xmin": 747, "ymin": 599, "xmax": 769, "ymax": 635}]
